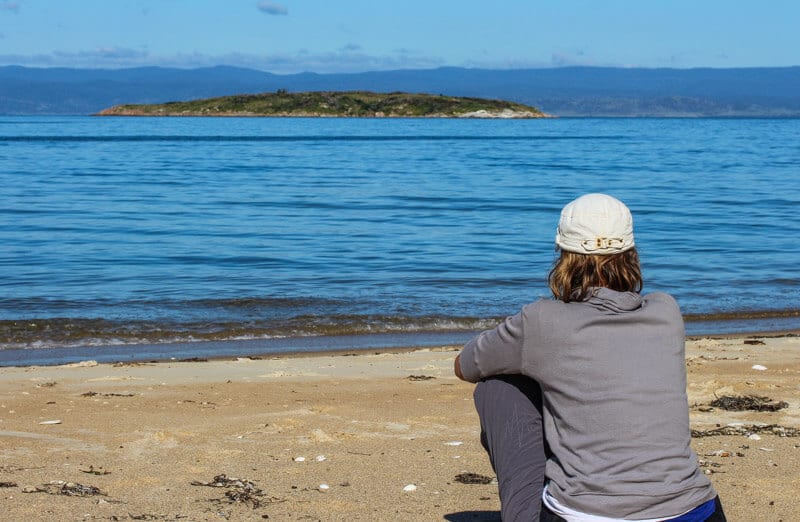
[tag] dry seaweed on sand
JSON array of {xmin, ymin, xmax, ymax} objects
[
  {"xmin": 407, "ymin": 374, "xmax": 436, "ymax": 381},
  {"xmin": 0, "ymin": 464, "xmax": 44, "ymax": 473},
  {"xmin": 191, "ymin": 474, "xmax": 260, "ymax": 490},
  {"xmin": 0, "ymin": 481, "xmax": 17, "ymax": 488},
  {"xmin": 191, "ymin": 474, "xmax": 280, "ymax": 509},
  {"xmin": 81, "ymin": 391, "xmax": 136, "ymax": 397},
  {"xmin": 80, "ymin": 465, "xmax": 111, "ymax": 475},
  {"xmin": 709, "ymin": 394, "xmax": 788, "ymax": 412},
  {"xmin": 31, "ymin": 481, "xmax": 106, "ymax": 496},
  {"xmin": 115, "ymin": 514, "xmax": 187, "ymax": 521},
  {"xmin": 55, "ymin": 481, "xmax": 105, "ymax": 497},
  {"xmin": 454, "ymin": 472, "xmax": 495, "ymax": 485},
  {"xmin": 692, "ymin": 424, "xmax": 800, "ymax": 438}
]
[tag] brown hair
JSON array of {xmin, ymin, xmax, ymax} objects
[{"xmin": 548, "ymin": 248, "xmax": 643, "ymax": 302}]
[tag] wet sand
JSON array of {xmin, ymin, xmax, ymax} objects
[{"xmin": 1, "ymin": 334, "xmax": 799, "ymax": 521}]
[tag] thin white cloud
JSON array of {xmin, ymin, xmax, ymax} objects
[
  {"xmin": 86, "ymin": 47, "xmax": 149, "ymax": 60},
  {"xmin": 257, "ymin": 1, "xmax": 287, "ymax": 16},
  {"xmin": 0, "ymin": 47, "xmax": 149, "ymax": 68},
  {"xmin": 0, "ymin": 48, "xmax": 446, "ymax": 73},
  {"xmin": 0, "ymin": 45, "xmax": 641, "ymax": 72},
  {"xmin": 461, "ymin": 50, "xmax": 631, "ymax": 70},
  {"xmin": 652, "ymin": 52, "xmax": 688, "ymax": 67},
  {"xmin": 1, "ymin": 2, "xmax": 20, "ymax": 13},
  {"xmin": 550, "ymin": 52, "xmax": 598, "ymax": 67},
  {"xmin": 461, "ymin": 57, "xmax": 554, "ymax": 70}
]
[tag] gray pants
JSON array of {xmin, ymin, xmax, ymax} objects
[{"xmin": 473, "ymin": 375, "xmax": 547, "ymax": 522}]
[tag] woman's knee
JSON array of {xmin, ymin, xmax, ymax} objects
[{"xmin": 474, "ymin": 375, "xmax": 543, "ymax": 418}]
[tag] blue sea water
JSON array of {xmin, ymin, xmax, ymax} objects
[{"xmin": 1, "ymin": 116, "xmax": 799, "ymax": 365}]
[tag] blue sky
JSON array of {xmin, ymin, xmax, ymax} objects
[{"xmin": 1, "ymin": 1, "xmax": 798, "ymax": 73}]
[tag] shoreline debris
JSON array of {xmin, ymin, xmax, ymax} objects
[
  {"xmin": 692, "ymin": 424, "xmax": 799, "ymax": 438},
  {"xmin": 191, "ymin": 474, "xmax": 269, "ymax": 509},
  {"xmin": 407, "ymin": 375, "xmax": 435, "ymax": 381},
  {"xmin": 709, "ymin": 395, "xmax": 788, "ymax": 412},
  {"xmin": 454, "ymin": 473, "xmax": 494, "ymax": 485},
  {"xmin": 80, "ymin": 465, "xmax": 111, "ymax": 475},
  {"xmin": 81, "ymin": 391, "xmax": 136, "ymax": 397},
  {"xmin": 24, "ymin": 481, "xmax": 106, "ymax": 497}
]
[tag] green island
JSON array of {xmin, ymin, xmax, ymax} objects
[{"xmin": 96, "ymin": 90, "xmax": 548, "ymax": 118}]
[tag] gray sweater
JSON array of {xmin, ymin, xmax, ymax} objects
[{"xmin": 458, "ymin": 288, "xmax": 717, "ymax": 519}]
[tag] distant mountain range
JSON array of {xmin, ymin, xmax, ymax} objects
[{"xmin": 2, "ymin": 65, "xmax": 799, "ymax": 117}]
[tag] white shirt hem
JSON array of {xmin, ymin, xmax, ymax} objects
[{"xmin": 542, "ymin": 484, "xmax": 691, "ymax": 522}]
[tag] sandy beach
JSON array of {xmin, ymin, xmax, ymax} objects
[{"xmin": 1, "ymin": 334, "xmax": 798, "ymax": 521}]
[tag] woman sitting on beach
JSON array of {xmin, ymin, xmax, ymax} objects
[{"xmin": 454, "ymin": 194, "xmax": 726, "ymax": 521}]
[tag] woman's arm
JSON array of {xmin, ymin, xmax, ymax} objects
[
  {"xmin": 455, "ymin": 311, "xmax": 525, "ymax": 383},
  {"xmin": 454, "ymin": 354, "xmax": 465, "ymax": 380}
]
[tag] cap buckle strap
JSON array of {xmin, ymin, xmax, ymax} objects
[{"xmin": 581, "ymin": 237, "xmax": 625, "ymax": 251}]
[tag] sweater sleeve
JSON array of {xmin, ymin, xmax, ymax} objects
[{"xmin": 458, "ymin": 311, "xmax": 525, "ymax": 382}]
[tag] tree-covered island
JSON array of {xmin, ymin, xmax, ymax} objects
[{"xmin": 96, "ymin": 90, "xmax": 549, "ymax": 118}]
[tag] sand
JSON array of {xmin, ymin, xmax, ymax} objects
[{"xmin": 1, "ymin": 334, "xmax": 798, "ymax": 521}]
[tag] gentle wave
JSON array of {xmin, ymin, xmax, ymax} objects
[
  {"xmin": 684, "ymin": 309, "xmax": 800, "ymax": 322},
  {"xmin": 3, "ymin": 309, "xmax": 799, "ymax": 350},
  {"xmin": 0, "ymin": 315, "xmax": 502, "ymax": 350},
  {"xmin": 0, "ymin": 134, "xmax": 626, "ymax": 143},
  {"xmin": 3, "ymin": 116, "xmax": 800, "ymax": 362}
]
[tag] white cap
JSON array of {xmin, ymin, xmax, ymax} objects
[{"xmin": 555, "ymin": 193, "xmax": 635, "ymax": 254}]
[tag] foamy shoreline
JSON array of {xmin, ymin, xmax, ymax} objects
[
  {"xmin": 2, "ymin": 324, "xmax": 798, "ymax": 369},
  {"xmin": 1, "ymin": 336, "xmax": 798, "ymax": 520}
]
